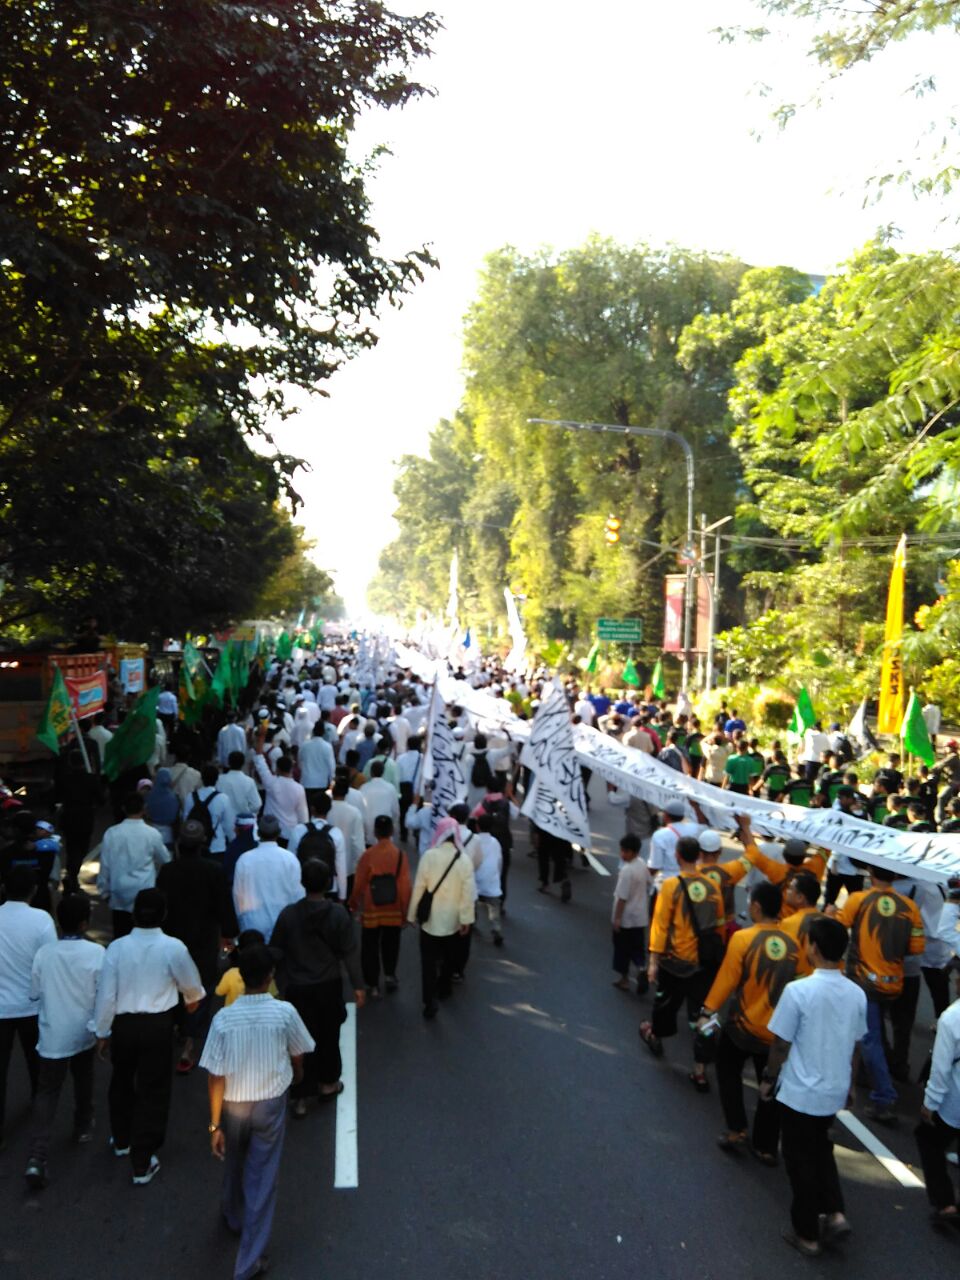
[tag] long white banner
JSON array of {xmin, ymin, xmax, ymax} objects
[
  {"xmin": 390, "ymin": 640, "xmax": 960, "ymax": 882},
  {"xmin": 574, "ymin": 726, "xmax": 959, "ymax": 884}
]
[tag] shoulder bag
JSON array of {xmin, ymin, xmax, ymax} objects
[{"xmin": 415, "ymin": 849, "xmax": 460, "ymax": 925}]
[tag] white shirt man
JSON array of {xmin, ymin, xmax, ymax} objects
[
  {"xmin": 612, "ymin": 853, "xmax": 651, "ymax": 928},
  {"xmin": 217, "ymin": 766, "xmax": 262, "ymax": 830},
  {"xmin": 319, "ymin": 682, "xmax": 338, "ymax": 711},
  {"xmin": 0, "ymin": 888, "xmax": 58, "ymax": 1023},
  {"xmin": 361, "ymin": 772, "xmax": 401, "ymax": 846},
  {"xmin": 473, "ymin": 833, "xmax": 504, "ymax": 899},
  {"xmin": 217, "ymin": 721, "xmax": 247, "ymax": 769},
  {"xmin": 32, "ymin": 933, "xmax": 104, "ymax": 1061},
  {"xmin": 183, "ymin": 775, "xmax": 237, "ymax": 854},
  {"xmin": 253, "ymin": 752, "xmax": 308, "ymax": 841},
  {"xmin": 288, "ymin": 820, "xmax": 348, "ymax": 900},
  {"xmin": 574, "ymin": 695, "xmax": 596, "ymax": 726},
  {"xmin": 298, "ymin": 732, "xmax": 336, "ymax": 791},
  {"xmin": 647, "ymin": 803, "xmax": 703, "ymax": 890},
  {"xmin": 232, "ymin": 823, "xmax": 305, "ymax": 938},
  {"xmin": 329, "ymin": 794, "xmax": 365, "ymax": 876},
  {"xmin": 97, "ymin": 811, "xmax": 171, "ymax": 914}
]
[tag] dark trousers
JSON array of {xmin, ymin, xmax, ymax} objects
[
  {"xmin": 612, "ymin": 926, "xmax": 646, "ymax": 977},
  {"xmin": 286, "ymin": 981, "xmax": 345, "ymax": 1094},
  {"xmin": 222, "ymin": 1093, "xmax": 287, "ymax": 1280},
  {"xmin": 923, "ymin": 965, "xmax": 952, "ymax": 1019},
  {"xmin": 399, "ymin": 782, "xmax": 414, "ymax": 840},
  {"xmin": 501, "ymin": 845, "xmax": 511, "ymax": 905},
  {"xmin": 419, "ymin": 930, "xmax": 457, "ymax": 1008},
  {"xmin": 915, "ymin": 1113, "xmax": 960, "ymax": 1210},
  {"xmin": 109, "ymin": 1010, "xmax": 175, "ymax": 1175},
  {"xmin": 537, "ymin": 842, "xmax": 566, "ymax": 887},
  {"xmin": 112, "ymin": 909, "xmax": 134, "ymax": 939},
  {"xmin": 651, "ymin": 966, "xmax": 712, "ymax": 1041},
  {"xmin": 451, "ymin": 924, "xmax": 472, "ymax": 976},
  {"xmin": 779, "ymin": 1103, "xmax": 844, "ymax": 1241},
  {"xmin": 62, "ymin": 820, "xmax": 94, "ymax": 887},
  {"xmin": 360, "ymin": 926, "xmax": 401, "ymax": 988},
  {"xmin": 29, "ymin": 1048, "xmax": 95, "ymax": 1163},
  {"xmin": 0, "ymin": 1014, "xmax": 39, "ymax": 1137},
  {"xmin": 889, "ymin": 975, "xmax": 919, "ymax": 1076},
  {"xmin": 716, "ymin": 1029, "xmax": 779, "ymax": 1154},
  {"xmin": 824, "ymin": 872, "xmax": 863, "ymax": 906}
]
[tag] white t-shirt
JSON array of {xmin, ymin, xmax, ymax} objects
[
  {"xmin": 32, "ymin": 938, "xmax": 105, "ymax": 1058},
  {"xmin": 613, "ymin": 857, "xmax": 651, "ymax": 928},
  {"xmin": 473, "ymin": 833, "xmax": 503, "ymax": 898},
  {"xmin": 768, "ymin": 969, "xmax": 867, "ymax": 1116},
  {"xmin": 648, "ymin": 821, "xmax": 703, "ymax": 888}
]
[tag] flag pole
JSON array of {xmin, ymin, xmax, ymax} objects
[{"xmin": 69, "ymin": 707, "xmax": 93, "ymax": 774}]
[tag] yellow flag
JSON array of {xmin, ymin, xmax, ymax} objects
[{"xmin": 877, "ymin": 534, "xmax": 906, "ymax": 735}]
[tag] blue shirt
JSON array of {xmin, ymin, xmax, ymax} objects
[
  {"xmin": 590, "ymin": 694, "xmax": 611, "ymax": 717},
  {"xmin": 724, "ymin": 717, "xmax": 746, "ymax": 735}
]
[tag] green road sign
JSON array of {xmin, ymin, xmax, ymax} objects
[{"xmin": 596, "ymin": 617, "xmax": 642, "ymax": 642}]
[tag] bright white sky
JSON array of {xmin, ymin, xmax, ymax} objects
[{"xmin": 273, "ymin": 0, "xmax": 959, "ymax": 615}]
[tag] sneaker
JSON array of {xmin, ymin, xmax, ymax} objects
[
  {"xmin": 24, "ymin": 1159, "xmax": 47, "ymax": 1190},
  {"xmin": 384, "ymin": 976, "xmax": 399, "ymax": 992},
  {"xmin": 110, "ymin": 1137, "xmax": 131, "ymax": 1157},
  {"xmin": 75, "ymin": 1120, "xmax": 94, "ymax": 1144},
  {"xmin": 131, "ymin": 1155, "xmax": 161, "ymax": 1186}
]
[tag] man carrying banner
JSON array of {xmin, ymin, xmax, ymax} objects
[{"xmin": 640, "ymin": 837, "xmax": 725, "ymax": 1092}]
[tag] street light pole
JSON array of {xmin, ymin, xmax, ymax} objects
[{"xmin": 528, "ymin": 418, "xmax": 696, "ymax": 688}]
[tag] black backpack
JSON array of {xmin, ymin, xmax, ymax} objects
[
  {"xmin": 471, "ymin": 750, "xmax": 494, "ymax": 789},
  {"xmin": 190, "ymin": 789, "xmax": 216, "ymax": 844},
  {"xmin": 482, "ymin": 795, "xmax": 511, "ymax": 848},
  {"xmin": 834, "ymin": 735, "xmax": 854, "ymax": 765},
  {"xmin": 297, "ymin": 820, "xmax": 337, "ymax": 873}
]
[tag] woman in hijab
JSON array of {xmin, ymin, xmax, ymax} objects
[{"xmin": 144, "ymin": 767, "xmax": 181, "ymax": 849}]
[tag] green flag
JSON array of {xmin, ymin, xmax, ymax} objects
[
  {"xmin": 651, "ymin": 657, "xmax": 665, "ymax": 699},
  {"xmin": 901, "ymin": 689, "xmax": 935, "ymax": 766},
  {"xmin": 211, "ymin": 646, "xmax": 233, "ymax": 707},
  {"xmin": 787, "ymin": 687, "xmax": 816, "ymax": 738},
  {"xmin": 540, "ymin": 639, "xmax": 564, "ymax": 667},
  {"xmin": 103, "ymin": 686, "xmax": 162, "ymax": 781},
  {"xmin": 583, "ymin": 641, "xmax": 601, "ymax": 675},
  {"xmin": 37, "ymin": 666, "xmax": 73, "ymax": 753},
  {"xmin": 183, "ymin": 640, "xmax": 203, "ymax": 678},
  {"xmin": 623, "ymin": 658, "xmax": 641, "ymax": 688},
  {"xmin": 276, "ymin": 631, "xmax": 293, "ymax": 661}
]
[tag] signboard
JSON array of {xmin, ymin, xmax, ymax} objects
[
  {"xmin": 695, "ymin": 574, "xmax": 713, "ymax": 654},
  {"xmin": 596, "ymin": 618, "xmax": 643, "ymax": 643},
  {"xmin": 119, "ymin": 657, "xmax": 145, "ymax": 694},
  {"xmin": 663, "ymin": 576, "xmax": 685, "ymax": 652},
  {"xmin": 64, "ymin": 671, "xmax": 108, "ymax": 721}
]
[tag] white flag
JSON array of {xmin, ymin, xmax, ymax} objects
[
  {"xmin": 846, "ymin": 697, "xmax": 879, "ymax": 756},
  {"xmin": 521, "ymin": 681, "xmax": 590, "ymax": 847},
  {"xmin": 504, "ymin": 587, "xmax": 528, "ymax": 674},
  {"xmin": 422, "ymin": 683, "xmax": 467, "ymax": 833}
]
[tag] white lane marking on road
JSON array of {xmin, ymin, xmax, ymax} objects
[
  {"xmin": 334, "ymin": 1003, "xmax": 358, "ymax": 1188},
  {"xmin": 575, "ymin": 846, "xmax": 611, "ymax": 877},
  {"xmin": 836, "ymin": 1110, "xmax": 924, "ymax": 1189}
]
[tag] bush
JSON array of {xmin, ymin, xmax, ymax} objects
[{"xmin": 752, "ymin": 687, "xmax": 796, "ymax": 730}]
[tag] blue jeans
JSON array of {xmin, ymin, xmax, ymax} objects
[
  {"xmin": 222, "ymin": 1092, "xmax": 288, "ymax": 1280},
  {"xmin": 862, "ymin": 998, "xmax": 897, "ymax": 1107}
]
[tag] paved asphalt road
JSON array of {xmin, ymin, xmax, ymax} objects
[{"xmin": 1, "ymin": 785, "xmax": 957, "ymax": 1280}]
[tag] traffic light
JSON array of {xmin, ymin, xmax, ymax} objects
[{"xmin": 604, "ymin": 514, "xmax": 621, "ymax": 544}]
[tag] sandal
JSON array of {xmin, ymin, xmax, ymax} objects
[
  {"xmin": 781, "ymin": 1228, "xmax": 821, "ymax": 1258},
  {"xmin": 688, "ymin": 1071, "xmax": 710, "ymax": 1093},
  {"xmin": 175, "ymin": 1058, "xmax": 195, "ymax": 1075},
  {"xmin": 638, "ymin": 1023, "xmax": 663, "ymax": 1058},
  {"xmin": 318, "ymin": 1082, "xmax": 345, "ymax": 1102},
  {"xmin": 750, "ymin": 1146, "xmax": 778, "ymax": 1166}
]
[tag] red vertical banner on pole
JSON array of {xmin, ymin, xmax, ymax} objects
[
  {"xmin": 695, "ymin": 574, "xmax": 713, "ymax": 653},
  {"xmin": 663, "ymin": 575, "xmax": 685, "ymax": 652}
]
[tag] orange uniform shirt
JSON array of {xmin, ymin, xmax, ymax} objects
[
  {"xmin": 836, "ymin": 886, "xmax": 925, "ymax": 1000},
  {"xmin": 781, "ymin": 905, "xmax": 827, "ymax": 976},
  {"xmin": 704, "ymin": 922, "xmax": 800, "ymax": 1049},
  {"xmin": 650, "ymin": 870, "xmax": 725, "ymax": 977},
  {"xmin": 743, "ymin": 843, "xmax": 826, "ymax": 918},
  {"xmin": 699, "ymin": 855, "xmax": 751, "ymax": 917}
]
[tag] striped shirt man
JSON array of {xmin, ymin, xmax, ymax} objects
[{"xmin": 200, "ymin": 994, "xmax": 314, "ymax": 1101}]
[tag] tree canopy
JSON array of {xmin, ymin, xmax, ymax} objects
[{"xmin": 1, "ymin": 0, "xmax": 437, "ymax": 642}]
